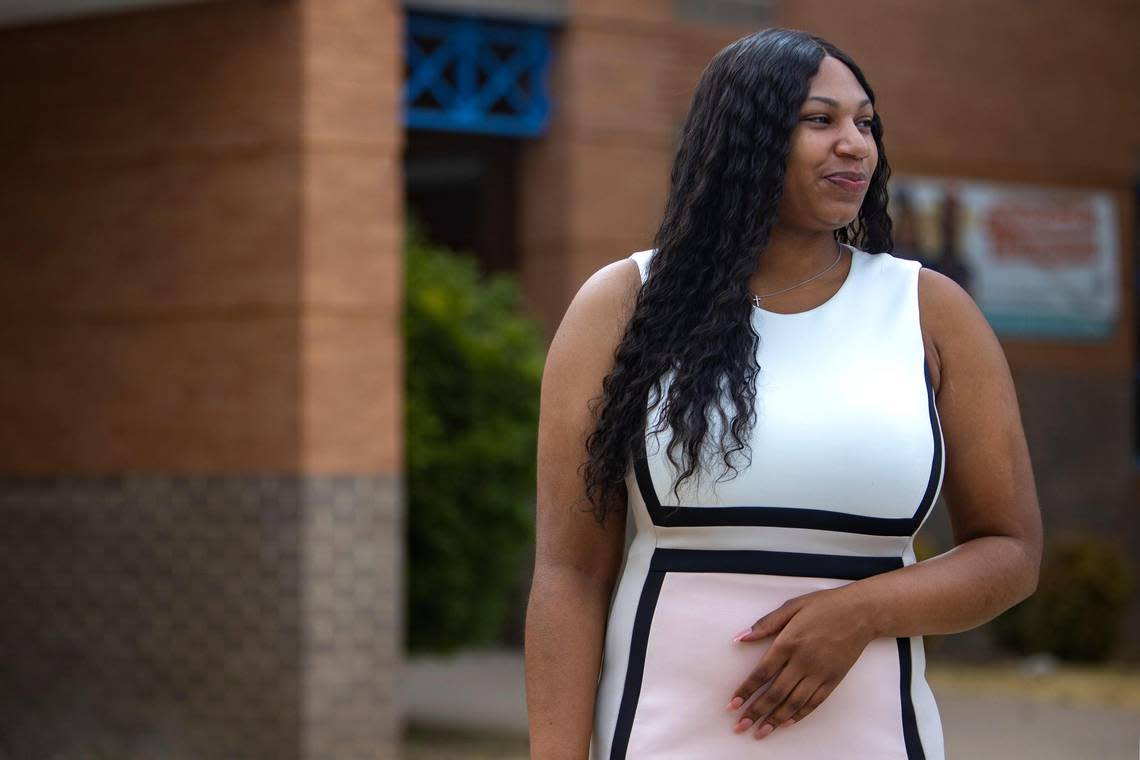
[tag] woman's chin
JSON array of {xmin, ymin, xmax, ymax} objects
[{"xmin": 816, "ymin": 215, "xmax": 858, "ymax": 231}]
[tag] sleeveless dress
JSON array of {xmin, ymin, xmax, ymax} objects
[{"xmin": 590, "ymin": 244, "xmax": 946, "ymax": 760}]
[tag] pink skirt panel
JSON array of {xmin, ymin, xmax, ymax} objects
[{"xmin": 624, "ymin": 572, "xmax": 912, "ymax": 759}]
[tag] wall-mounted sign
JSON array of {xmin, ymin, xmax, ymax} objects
[{"xmin": 888, "ymin": 176, "xmax": 1120, "ymax": 340}]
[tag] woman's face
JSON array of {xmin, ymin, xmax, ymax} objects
[{"xmin": 775, "ymin": 55, "xmax": 878, "ymax": 233}]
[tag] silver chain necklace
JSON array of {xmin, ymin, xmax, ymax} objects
[{"xmin": 750, "ymin": 240, "xmax": 844, "ymax": 309}]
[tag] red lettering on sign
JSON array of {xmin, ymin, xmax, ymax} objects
[{"xmin": 983, "ymin": 199, "xmax": 1098, "ymax": 267}]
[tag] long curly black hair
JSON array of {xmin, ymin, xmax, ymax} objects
[{"xmin": 582, "ymin": 28, "xmax": 893, "ymax": 525}]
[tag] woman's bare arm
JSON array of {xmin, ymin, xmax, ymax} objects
[
  {"xmin": 525, "ymin": 258, "xmax": 642, "ymax": 760},
  {"xmin": 846, "ymin": 266, "xmax": 1044, "ymax": 636}
]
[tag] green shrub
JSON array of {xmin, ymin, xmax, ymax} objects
[
  {"xmin": 991, "ymin": 535, "xmax": 1133, "ymax": 662},
  {"xmin": 912, "ymin": 532, "xmax": 939, "ymax": 563},
  {"xmin": 403, "ymin": 219, "xmax": 546, "ymax": 654}
]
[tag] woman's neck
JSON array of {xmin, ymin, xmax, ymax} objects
[{"xmin": 752, "ymin": 227, "xmax": 843, "ymax": 289}]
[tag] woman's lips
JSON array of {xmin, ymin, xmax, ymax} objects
[{"xmin": 825, "ymin": 175, "xmax": 868, "ymax": 191}]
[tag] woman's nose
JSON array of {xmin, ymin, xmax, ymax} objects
[{"xmin": 835, "ymin": 121, "xmax": 870, "ymax": 159}]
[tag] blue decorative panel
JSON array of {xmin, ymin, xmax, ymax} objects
[{"xmin": 404, "ymin": 12, "xmax": 553, "ymax": 137}]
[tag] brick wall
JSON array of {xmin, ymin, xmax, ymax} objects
[{"xmin": 0, "ymin": 0, "xmax": 405, "ymax": 757}]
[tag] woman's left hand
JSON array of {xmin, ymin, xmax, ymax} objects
[{"xmin": 725, "ymin": 585, "xmax": 874, "ymax": 740}]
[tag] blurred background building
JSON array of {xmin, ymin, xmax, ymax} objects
[{"xmin": 0, "ymin": 0, "xmax": 1135, "ymax": 758}]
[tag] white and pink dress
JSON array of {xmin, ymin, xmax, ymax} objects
[{"xmin": 590, "ymin": 245, "xmax": 946, "ymax": 759}]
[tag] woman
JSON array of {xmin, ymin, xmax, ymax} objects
[{"xmin": 525, "ymin": 28, "xmax": 1041, "ymax": 759}]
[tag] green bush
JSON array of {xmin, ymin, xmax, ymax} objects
[
  {"xmin": 403, "ymin": 219, "xmax": 546, "ymax": 654},
  {"xmin": 991, "ymin": 535, "xmax": 1133, "ymax": 662},
  {"xmin": 912, "ymin": 532, "xmax": 939, "ymax": 563}
]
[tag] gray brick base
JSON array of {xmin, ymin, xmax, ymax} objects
[{"xmin": 0, "ymin": 474, "xmax": 402, "ymax": 760}]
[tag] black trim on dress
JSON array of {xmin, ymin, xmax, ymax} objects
[
  {"xmin": 609, "ymin": 569, "xmax": 664, "ymax": 760},
  {"xmin": 650, "ymin": 547, "xmax": 902, "ymax": 579},
  {"xmin": 897, "ymin": 637, "xmax": 927, "ymax": 760},
  {"xmin": 910, "ymin": 357, "xmax": 944, "ymax": 534}
]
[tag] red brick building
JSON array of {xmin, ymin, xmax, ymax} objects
[{"xmin": 0, "ymin": 0, "xmax": 1135, "ymax": 757}]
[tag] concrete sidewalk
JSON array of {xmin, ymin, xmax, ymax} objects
[{"xmin": 400, "ymin": 649, "xmax": 1140, "ymax": 759}]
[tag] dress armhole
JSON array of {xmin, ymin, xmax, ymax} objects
[
  {"xmin": 628, "ymin": 249, "xmax": 655, "ymax": 285},
  {"xmin": 912, "ymin": 264, "xmax": 943, "ymax": 395}
]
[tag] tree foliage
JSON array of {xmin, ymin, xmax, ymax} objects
[{"xmin": 404, "ymin": 221, "xmax": 545, "ymax": 653}]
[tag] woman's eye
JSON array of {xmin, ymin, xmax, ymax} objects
[{"xmin": 803, "ymin": 116, "xmax": 874, "ymax": 128}]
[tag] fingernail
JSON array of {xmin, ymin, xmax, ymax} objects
[
  {"xmin": 781, "ymin": 718, "xmax": 796, "ymax": 728},
  {"xmin": 733, "ymin": 717, "xmax": 753, "ymax": 733},
  {"xmin": 754, "ymin": 723, "xmax": 774, "ymax": 740},
  {"xmin": 725, "ymin": 696, "xmax": 744, "ymax": 711},
  {"xmin": 731, "ymin": 628, "xmax": 752, "ymax": 642}
]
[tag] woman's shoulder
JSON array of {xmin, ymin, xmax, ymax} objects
[
  {"xmin": 916, "ymin": 264, "xmax": 987, "ymax": 340},
  {"xmin": 568, "ymin": 254, "xmax": 644, "ymax": 313},
  {"xmin": 855, "ymin": 246, "xmax": 920, "ymax": 275},
  {"xmin": 915, "ymin": 262, "xmax": 997, "ymax": 396},
  {"xmin": 548, "ymin": 254, "xmax": 643, "ymax": 363},
  {"xmin": 580, "ymin": 254, "xmax": 645, "ymax": 317}
]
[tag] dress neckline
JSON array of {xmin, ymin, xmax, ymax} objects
[{"xmin": 751, "ymin": 244, "xmax": 860, "ymax": 319}]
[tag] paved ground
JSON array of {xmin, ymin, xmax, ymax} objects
[{"xmin": 400, "ymin": 649, "xmax": 1140, "ymax": 759}]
